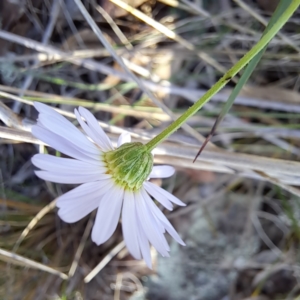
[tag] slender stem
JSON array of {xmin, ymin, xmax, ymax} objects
[{"xmin": 145, "ymin": 0, "xmax": 300, "ymax": 152}]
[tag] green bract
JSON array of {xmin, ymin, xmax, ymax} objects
[{"xmin": 104, "ymin": 142, "xmax": 153, "ymax": 191}]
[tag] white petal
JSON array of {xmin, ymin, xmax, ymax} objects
[
  {"xmin": 32, "ymin": 125, "xmax": 99, "ymax": 163},
  {"xmin": 136, "ymin": 223, "xmax": 152, "ymax": 268},
  {"xmin": 140, "ymin": 188, "xmax": 166, "ymax": 234},
  {"xmin": 78, "ymin": 107, "xmax": 113, "ymax": 151},
  {"xmin": 138, "ymin": 190, "xmax": 167, "ymax": 235},
  {"xmin": 57, "ymin": 180, "xmax": 112, "ymax": 223},
  {"xmin": 149, "ymin": 166, "xmax": 175, "ymax": 179},
  {"xmin": 117, "ymin": 132, "xmax": 131, "ymax": 147},
  {"xmin": 38, "ymin": 114, "xmax": 99, "ymax": 155},
  {"xmin": 35, "ymin": 170, "xmax": 110, "ymax": 184},
  {"xmin": 75, "ymin": 109, "xmax": 111, "ymax": 152},
  {"xmin": 32, "ymin": 154, "xmax": 105, "ymax": 173},
  {"xmin": 34, "ymin": 102, "xmax": 99, "ymax": 155},
  {"xmin": 135, "ymin": 190, "xmax": 170, "ymax": 256},
  {"xmin": 143, "ymin": 182, "xmax": 173, "ymax": 210},
  {"xmin": 92, "ymin": 185, "xmax": 124, "ymax": 245},
  {"xmin": 142, "ymin": 189, "xmax": 185, "ymax": 246},
  {"xmin": 34, "ymin": 102, "xmax": 60, "ymax": 117},
  {"xmin": 122, "ymin": 190, "xmax": 141, "ymax": 259},
  {"xmin": 144, "ymin": 181, "xmax": 186, "ymax": 206},
  {"xmin": 159, "ymin": 217, "xmax": 185, "ymax": 246},
  {"xmin": 57, "ymin": 179, "xmax": 113, "ymax": 208}
]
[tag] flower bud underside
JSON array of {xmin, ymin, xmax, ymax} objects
[{"xmin": 103, "ymin": 142, "xmax": 153, "ymax": 191}]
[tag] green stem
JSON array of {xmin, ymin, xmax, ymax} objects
[{"xmin": 145, "ymin": 0, "xmax": 300, "ymax": 152}]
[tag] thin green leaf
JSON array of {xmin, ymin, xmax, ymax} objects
[{"xmin": 194, "ymin": 0, "xmax": 293, "ymax": 161}]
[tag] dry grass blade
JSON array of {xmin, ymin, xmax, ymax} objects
[
  {"xmin": 0, "ymin": 198, "xmax": 41, "ymax": 213},
  {"xmin": 180, "ymin": 0, "xmax": 210, "ymax": 17},
  {"xmin": 84, "ymin": 241, "xmax": 126, "ymax": 283},
  {"xmin": 108, "ymin": 0, "xmax": 226, "ymax": 74},
  {"xmin": 0, "ymin": 91, "xmax": 32, "ymax": 107},
  {"xmin": 94, "ymin": 4, "xmax": 133, "ymax": 49},
  {"xmin": 0, "ymin": 248, "xmax": 68, "ymax": 280},
  {"xmin": 1, "ymin": 1, "xmax": 300, "ymax": 298},
  {"xmin": 114, "ymin": 272, "xmax": 123, "ymax": 300},
  {"xmin": 0, "ymin": 30, "xmax": 133, "ymax": 81},
  {"xmin": 0, "ymin": 91, "xmax": 134, "ymax": 138},
  {"xmin": 157, "ymin": 0, "xmax": 195, "ymax": 12},
  {"xmin": 251, "ymin": 214, "xmax": 282, "ymax": 257},
  {"xmin": 13, "ymin": 0, "xmax": 61, "ymax": 113},
  {"xmin": 192, "ymin": 0, "xmax": 295, "ymax": 159},
  {"xmin": 256, "ymin": 171, "xmax": 300, "ymax": 198},
  {"xmin": 155, "ymin": 141, "xmax": 300, "ymax": 177},
  {"xmin": 0, "ymin": 127, "xmax": 44, "ymax": 144},
  {"xmin": 0, "ymin": 102, "xmax": 24, "ymax": 129},
  {"xmin": 0, "ymin": 85, "xmax": 190, "ymax": 123},
  {"xmin": 234, "ymin": 0, "xmax": 300, "ymax": 52},
  {"xmin": 72, "ymin": 0, "xmax": 212, "ymax": 146},
  {"xmin": 13, "ymin": 200, "xmax": 57, "ymax": 252},
  {"xmin": 0, "ymin": 126, "xmax": 232, "ymax": 175},
  {"xmin": 2, "ymin": 31, "xmax": 300, "ymax": 114},
  {"xmin": 0, "ymin": 29, "xmax": 211, "ymax": 147},
  {"xmin": 1, "ymin": 127, "xmax": 299, "ymax": 188},
  {"xmin": 68, "ymin": 214, "xmax": 95, "ymax": 277}
]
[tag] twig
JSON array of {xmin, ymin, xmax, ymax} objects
[
  {"xmin": 68, "ymin": 213, "xmax": 95, "ymax": 277},
  {"xmin": 13, "ymin": 199, "xmax": 57, "ymax": 252},
  {"xmin": 84, "ymin": 241, "xmax": 126, "ymax": 283},
  {"xmin": 0, "ymin": 102, "xmax": 24, "ymax": 130},
  {"xmin": 0, "ymin": 248, "xmax": 68, "ymax": 280},
  {"xmin": 94, "ymin": 3, "xmax": 133, "ymax": 50}
]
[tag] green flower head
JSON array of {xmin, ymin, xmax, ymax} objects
[{"xmin": 104, "ymin": 142, "xmax": 153, "ymax": 191}]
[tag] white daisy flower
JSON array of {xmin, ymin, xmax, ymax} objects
[{"xmin": 31, "ymin": 102, "xmax": 186, "ymax": 268}]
